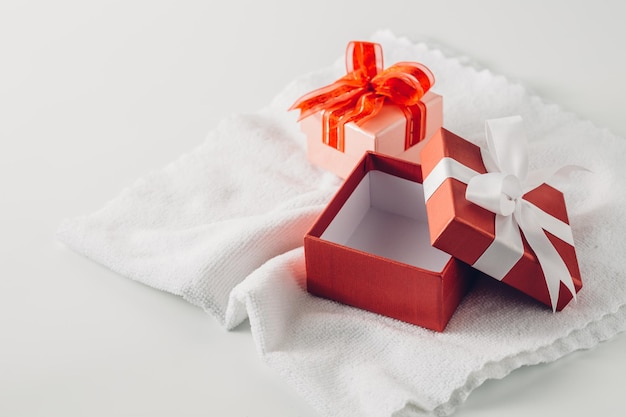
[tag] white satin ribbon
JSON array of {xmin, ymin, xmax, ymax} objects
[{"xmin": 423, "ymin": 116, "xmax": 580, "ymax": 310}]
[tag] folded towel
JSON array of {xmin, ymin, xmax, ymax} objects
[{"xmin": 57, "ymin": 30, "xmax": 626, "ymax": 417}]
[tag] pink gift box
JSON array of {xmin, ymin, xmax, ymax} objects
[
  {"xmin": 290, "ymin": 40, "xmax": 443, "ymax": 179},
  {"xmin": 300, "ymin": 91, "xmax": 443, "ymax": 178}
]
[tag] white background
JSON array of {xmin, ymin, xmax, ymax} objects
[{"xmin": 2, "ymin": 1, "xmax": 625, "ymax": 416}]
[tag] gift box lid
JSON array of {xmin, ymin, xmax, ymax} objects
[{"xmin": 419, "ymin": 117, "xmax": 583, "ymax": 311}]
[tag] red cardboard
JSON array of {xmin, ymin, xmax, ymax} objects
[
  {"xmin": 304, "ymin": 152, "xmax": 475, "ymax": 331},
  {"xmin": 420, "ymin": 128, "xmax": 582, "ymax": 310}
]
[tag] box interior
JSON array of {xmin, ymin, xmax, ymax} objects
[{"xmin": 320, "ymin": 170, "xmax": 450, "ymax": 272}]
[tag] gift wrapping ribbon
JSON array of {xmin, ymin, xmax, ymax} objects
[
  {"xmin": 423, "ymin": 116, "xmax": 583, "ymax": 310},
  {"xmin": 289, "ymin": 41, "xmax": 434, "ymax": 152}
]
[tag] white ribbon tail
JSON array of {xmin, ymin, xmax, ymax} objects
[
  {"xmin": 526, "ymin": 201, "xmax": 574, "ymax": 245},
  {"xmin": 519, "ymin": 201, "xmax": 577, "ymax": 311}
]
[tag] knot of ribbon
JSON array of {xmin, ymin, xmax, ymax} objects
[
  {"xmin": 466, "ymin": 116, "xmax": 582, "ymax": 310},
  {"xmin": 290, "ymin": 41, "xmax": 434, "ymax": 152}
]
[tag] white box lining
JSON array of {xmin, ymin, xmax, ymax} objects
[{"xmin": 321, "ymin": 170, "xmax": 450, "ymax": 272}]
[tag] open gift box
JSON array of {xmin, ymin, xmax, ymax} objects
[
  {"xmin": 304, "ymin": 152, "xmax": 476, "ymax": 331},
  {"xmin": 420, "ymin": 118, "xmax": 583, "ymax": 311},
  {"xmin": 291, "ymin": 41, "xmax": 443, "ymax": 179}
]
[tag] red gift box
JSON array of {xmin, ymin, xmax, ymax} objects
[
  {"xmin": 304, "ymin": 152, "xmax": 476, "ymax": 331},
  {"xmin": 420, "ymin": 118, "xmax": 583, "ymax": 311},
  {"xmin": 291, "ymin": 41, "xmax": 443, "ymax": 179}
]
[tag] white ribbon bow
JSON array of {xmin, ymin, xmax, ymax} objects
[{"xmin": 466, "ymin": 116, "xmax": 579, "ymax": 310}]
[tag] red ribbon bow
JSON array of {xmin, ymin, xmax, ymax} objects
[{"xmin": 290, "ymin": 41, "xmax": 435, "ymax": 152}]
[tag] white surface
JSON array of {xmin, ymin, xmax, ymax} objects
[
  {"xmin": 2, "ymin": 1, "xmax": 626, "ymax": 417},
  {"xmin": 322, "ymin": 171, "xmax": 450, "ymax": 271}
]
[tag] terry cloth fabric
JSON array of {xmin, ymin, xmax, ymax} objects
[{"xmin": 57, "ymin": 30, "xmax": 626, "ymax": 417}]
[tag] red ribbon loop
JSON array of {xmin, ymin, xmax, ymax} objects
[{"xmin": 290, "ymin": 41, "xmax": 434, "ymax": 152}]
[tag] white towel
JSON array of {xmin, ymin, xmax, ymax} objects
[{"xmin": 57, "ymin": 30, "xmax": 626, "ymax": 417}]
